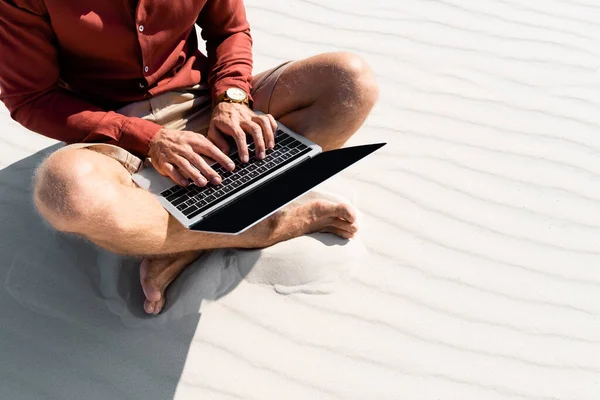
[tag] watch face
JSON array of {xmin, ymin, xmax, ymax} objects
[{"xmin": 227, "ymin": 87, "xmax": 247, "ymax": 101}]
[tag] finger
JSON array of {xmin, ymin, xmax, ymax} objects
[
  {"xmin": 215, "ymin": 119, "xmax": 249, "ymax": 163},
  {"xmin": 162, "ymin": 163, "xmax": 189, "ymax": 187},
  {"xmin": 173, "ymin": 156, "xmax": 209, "ymax": 187},
  {"xmin": 263, "ymin": 114, "xmax": 278, "ymax": 148},
  {"xmin": 320, "ymin": 226, "xmax": 354, "ymax": 240},
  {"xmin": 192, "ymin": 136, "xmax": 235, "ymax": 171},
  {"xmin": 253, "ymin": 115, "xmax": 275, "ymax": 151},
  {"xmin": 266, "ymin": 113, "xmax": 278, "ymax": 133},
  {"xmin": 241, "ymin": 120, "xmax": 266, "ymax": 159},
  {"xmin": 207, "ymin": 123, "xmax": 230, "ymax": 155},
  {"xmin": 184, "ymin": 151, "xmax": 222, "ymax": 185}
]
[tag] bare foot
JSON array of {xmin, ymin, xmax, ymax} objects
[
  {"xmin": 139, "ymin": 192, "xmax": 356, "ymax": 314},
  {"xmin": 244, "ymin": 191, "xmax": 359, "ymax": 248},
  {"xmin": 139, "ymin": 251, "xmax": 203, "ymax": 315}
]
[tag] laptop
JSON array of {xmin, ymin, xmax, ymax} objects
[{"xmin": 132, "ymin": 120, "xmax": 385, "ymax": 235}]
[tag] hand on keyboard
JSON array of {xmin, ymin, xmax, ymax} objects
[
  {"xmin": 148, "ymin": 128, "xmax": 235, "ymax": 187},
  {"xmin": 161, "ymin": 130, "xmax": 312, "ymax": 220},
  {"xmin": 207, "ymin": 102, "xmax": 278, "ymax": 163}
]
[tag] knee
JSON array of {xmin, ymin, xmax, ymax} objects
[
  {"xmin": 326, "ymin": 52, "xmax": 379, "ymax": 110},
  {"xmin": 33, "ymin": 149, "xmax": 109, "ymax": 231}
]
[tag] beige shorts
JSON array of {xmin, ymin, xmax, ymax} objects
[{"xmin": 58, "ymin": 61, "xmax": 293, "ymax": 174}]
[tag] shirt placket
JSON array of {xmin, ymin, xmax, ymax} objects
[{"xmin": 135, "ymin": 1, "xmax": 151, "ymax": 93}]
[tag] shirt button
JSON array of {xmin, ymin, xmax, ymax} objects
[
  {"xmin": 144, "ymin": 66, "xmax": 149, "ymax": 73},
  {"xmin": 138, "ymin": 25, "xmax": 144, "ymax": 32},
  {"xmin": 139, "ymin": 82, "xmax": 146, "ymax": 89}
]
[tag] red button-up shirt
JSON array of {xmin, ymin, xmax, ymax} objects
[{"xmin": 0, "ymin": 0, "xmax": 253, "ymax": 156}]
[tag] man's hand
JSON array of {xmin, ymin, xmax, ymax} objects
[
  {"xmin": 148, "ymin": 128, "xmax": 235, "ymax": 187},
  {"xmin": 208, "ymin": 102, "xmax": 278, "ymax": 163}
]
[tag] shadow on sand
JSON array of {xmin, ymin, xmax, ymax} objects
[
  {"xmin": 0, "ymin": 145, "xmax": 362, "ymax": 399},
  {"xmin": 0, "ymin": 145, "xmax": 252, "ymax": 400}
]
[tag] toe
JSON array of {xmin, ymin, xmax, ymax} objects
[
  {"xmin": 328, "ymin": 217, "xmax": 358, "ymax": 234},
  {"xmin": 335, "ymin": 203, "xmax": 357, "ymax": 223},
  {"xmin": 139, "ymin": 252, "xmax": 203, "ymax": 315},
  {"xmin": 144, "ymin": 299, "xmax": 156, "ymax": 314},
  {"xmin": 145, "ymin": 298, "xmax": 166, "ymax": 315},
  {"xmin": 321, "ymin": 226, "xmax": 354, "ymax": 239},
  {"xmin": 140, "ymin": 259, "xmax": 162, "ymax": 303},
  {"xmin": 153, "ymin": 298, "xmax": 166, "ymax": 315}
]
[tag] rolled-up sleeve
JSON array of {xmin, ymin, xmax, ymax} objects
[
  {"xmin": 197, "ymin": 0, "xmax": 253, "ymax": 105},
  {"xmin": 0, "ymin": 0, "xmax": 161, "ymax": 157}
]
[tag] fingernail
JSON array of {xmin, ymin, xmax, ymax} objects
[
  {"xmin": 241, "ymin": 155, "xmax": 249, "ymax": 163},
  {"xmin": 268, "ymin": 141, "xmax": 275, "ymax": 149},
  {"xmin": 211, "ymin": 176, "xmax": 221, "ymax": 185},
  {"xmin": 180, "ymin": 179, "xmax": 188, "ymax": 186},
  {"xmin": 228, "ymin": 162, "xmax": 235, "ymax": 170},
  {"xmin": 258, "ymin": 151, "xmax": 265, "ymax": 159}
]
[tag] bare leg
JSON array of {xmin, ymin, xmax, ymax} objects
[
  {"xmin": 253, "ymin": 52, "xmax": 379, "ymax": 150},
  {"xmin": 34, "ymin": 150, "xmax": 358, "ymax": 313},
  {"xmin": 34, "ymin": 52, "xmax": 378, "ymax": 314}
]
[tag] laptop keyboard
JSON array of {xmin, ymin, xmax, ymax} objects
[{"xmin": 160, "ymin": 130, "xmax": 311, "ymax": 220}]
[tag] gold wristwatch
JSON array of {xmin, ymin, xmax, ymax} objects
[{"xmin": 216, "ymin": 87, "xmax": 251, "ymax": 107}]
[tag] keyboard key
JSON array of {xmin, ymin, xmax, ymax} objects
[
  {"xmin": 165, "ymin": 188, "xmax": 185, "ymax": 202},
  {"xmin": 187, "ymin": 208, "xmax": 203, "ymax": 219},
  {"xmin": 182, "ymin": 205, "xmax": 198, "ymax": 216},
  {"xmin": 164, "ymin": 133, "xmax": 310, "ymax": 212},
  {"xmin": 176, "ymin": 203, "xmax": 187, "ymax": 211},
  {"xmin": 171, "ymin": 195, "xmax": 189, "ymax": 207}
]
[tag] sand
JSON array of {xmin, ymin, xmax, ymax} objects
[{"xmin": 2, "ymin": 0, "xmax": 600, "ymax": 399}]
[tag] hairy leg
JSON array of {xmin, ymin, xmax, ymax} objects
[
  {"xmin": 254, "ymin": 52, "xmax": 379, "ymax": 150},
  {"xmin": 34, "ymin": 148, "xmax": 357, "ymax": 313},
  {"xmin": 34, "ymin": 52, "xmax": 378, "ymax": 314}
]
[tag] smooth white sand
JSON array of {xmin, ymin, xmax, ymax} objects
[{"xmin": 3, "ymin": 0, "xmax": 600, "ymax": 399}]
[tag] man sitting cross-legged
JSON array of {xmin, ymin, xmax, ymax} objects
[{"xmin": 0, "ymin": 0, "xmax": 378, "ymax": 314}]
